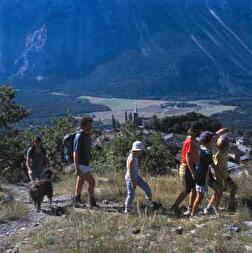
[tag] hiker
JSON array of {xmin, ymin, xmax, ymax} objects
[
  {"xmin": 26, "ymin": 136, "xmax": 49, "ymax": 181},
  {"xmin": 73, "ymin": 116, "xmax": 97, "ymax": 207},
  {"xmin": 170, "ymin": 123, "xmax": 203, "ymax": 216},
  {"xmin": 124, "ymin": 141, "xmax": 153, "ymax": 213},
  {"xmin": 191, "ymin": 131, "xmax": 221, "ymax": 218},
  {"xmin": 212, "ymin": 135, "xmax": 237, "ymax": 211}
]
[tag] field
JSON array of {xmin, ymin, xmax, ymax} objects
[{"xmin": 79, "ymin": 96, "xmax": 236, "ymax": 123}]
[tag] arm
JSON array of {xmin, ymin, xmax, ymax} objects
[
  {"xmin": 73, "ymin": 151, "xmax": 81, "ymax": 176},
  {"xmin": 26, "ymin": 149, "xmax": 33, "ymax": 179},
  {"xmin": 186, "ymin": 152, "xmax": 197, "ymax": 179},
  {"xmin": 129, "ymin": 159, "xmax": 137, "ymax": 189},
  {"xmin": 73, "ymin": 133, "xmax": 82, "ymax": 176}
]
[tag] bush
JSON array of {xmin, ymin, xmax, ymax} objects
[{"xmin": 92, "ymin": 129, "xmax": 177, "ymax": 175}]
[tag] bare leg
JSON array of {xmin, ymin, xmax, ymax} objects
[
  {"xmin": 75, "ymin": 175, "xmax": 85, "ymax": 197},
  {"xmin": 81, "ymin": 172, "xmax": 96, "ymax": 205},
  {"xmin": 171, "ymin": 191, "xmax": 188, "ymax": 209},
  {"xmin": 189, "ymin": 189, "xmax": 196, "ymax": 209},
  {"xmin": 191, "ymin": 192, "xmax": 204, "ymax": 216},
  {"xmin": 227, "ymin": 178, "xmax": 237, "ymax": 210},
  {"xmin": 208, "ymin": 182, "xmax": 222, "ymax": 208}
]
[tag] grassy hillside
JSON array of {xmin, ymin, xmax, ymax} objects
[{"xmin": 2, "ymin": 172, "xmax": 252, "ymax": 253}]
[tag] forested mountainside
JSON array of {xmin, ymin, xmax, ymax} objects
[{"xmin": 0, "ymin": 0, "xmax": 252, "ymax": 98}]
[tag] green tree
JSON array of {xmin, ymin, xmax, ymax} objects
[{"xmin": 0, "ymin": 86, "xmax": 29, "ymax": 182}]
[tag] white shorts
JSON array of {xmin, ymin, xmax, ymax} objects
[
  {"xmin": 196, "ymin": 184, "xmax": 208, "ymax": 193},
  {"xmin": 79, "ymin": 164, "xmax": 92, "ymax": 174}
]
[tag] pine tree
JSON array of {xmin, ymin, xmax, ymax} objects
[
  {"xmin": 112, "ymin": 114, "xmax": 116, "ymax": 129},
  {"xmin": 129, "ymin": 112, "xmax": 133, "ymax": 122},
  {"xmin": 125, "ymin": 111, "xmax": 128, "ymax": 123}
]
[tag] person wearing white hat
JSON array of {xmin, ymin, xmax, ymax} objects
[{"xmin": 124, "ymin": 141, "xmax": 153, "ymax": 213}]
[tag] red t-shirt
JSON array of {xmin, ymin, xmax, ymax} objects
[{"xmin": 181, "ymin": 136, "xmax": 199, "ymax": 165}]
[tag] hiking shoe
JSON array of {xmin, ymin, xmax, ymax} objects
[
  {"xmin": 146, "ymin": 200, "xmax": 154, "ymax": 208},
  {"xmin": 227, "ymin": 205, "xmax": 236, "ymax": 212},
  {"xmin": 74, "ymin": 195, "xmax": 81, "ymax": 206},
  {"xmin": 170, "ymin": 205, "xmax": 181, "ymax": 217},
  {"xmin": 89, "ymin": 198, "xmax": 99, "ymax": 208},
  {"xmin": 183, "ymin": 208, "xmax": 192, "ymax": 217}
]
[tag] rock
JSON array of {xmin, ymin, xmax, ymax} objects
[
  {"xmin": 97, "ymin": 177, "xmax": 110, "ymax": 183},
  {"xmin": 226, "ymin": 224, "xmax": 240, "ymax": 233},
  {"xmin": 131, "ymin": 228, "xmax": 141, "ymax": 234},
  {"xmin": 196, "ymin": 224, "xmax": 206, "ymax": 229},
  {"xmin": 174, "ymin": 226, "xmax": 183, "ymax": 235},
  {"xmin": 190, "ymin": 229, "xmax": 197, "ymax": 235},
  {"xmin": 4, "ymin": 247, "xmax": 19, "ymax": 253},
  {"xmin": 223, "ymin": 233, "xmax": 232, "ymax": 240},
  {"xmin": 245, "ymin": 245, "xmax": 252, "ymax": 252},
  {"xmin": 244, "ymin": 221, "xmax": 252, "ymax": 228},
  {"xmin": 0, "ymin": 194, "xmax": 14, "ymax": 203}
]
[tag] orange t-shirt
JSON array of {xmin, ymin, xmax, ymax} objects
[{"xmin": 181, "ymin": 136, "xmax": 199, "ymax": 165}]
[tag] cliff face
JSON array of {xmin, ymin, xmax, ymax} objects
[{"xmin": 0, "ymin": 0, "xmax": 252, "ymax": 98}]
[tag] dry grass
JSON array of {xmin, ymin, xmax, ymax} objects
[
  {"xmin": 0, "ymin": 201, "xmax": 29, "ymax": 221},
  {"xmin": 4, "ymin": 172, "xmax": 252, "ymax": 253}
]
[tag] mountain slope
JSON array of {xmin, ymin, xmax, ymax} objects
[{"xmin": 0, "ymin": 0, "xmax": 252, "ymax": 98}]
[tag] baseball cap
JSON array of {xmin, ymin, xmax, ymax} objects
[{"xmin": 199, "ymin": 131, "xmax": 215, "ymax": 144}]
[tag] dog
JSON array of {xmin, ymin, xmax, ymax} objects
[{"xmin": 29, "ymin": 169, "xmax": 54, "ymax": 212}]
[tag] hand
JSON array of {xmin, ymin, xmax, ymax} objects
[
  {"xmin": 133, "ymin": 182, "xmax": 137, "ymax": 190},
  {"xmin": 192, "ymin": 172, "xmax": 197, "ymax": 181},
  {"xmin": 75, "ymin": 168, "xmax": 81, "ymax": 176}
]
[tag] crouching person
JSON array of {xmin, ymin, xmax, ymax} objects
[
  {"xmin": 124, "ymin": 141, "xmax": 153, "ymax": 213},
  {"xmin": 73, "ymin": 116, "xmax": 97, "ymax": 207}
]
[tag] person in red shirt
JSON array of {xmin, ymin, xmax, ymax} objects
[{"xmin": 171, "ymin": 123, "xmax": 203, "ymax": 215}]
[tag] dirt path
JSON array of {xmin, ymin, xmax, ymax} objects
[{"xmin": 0, "ymin": 184, "xmax": 73, "ymax": 252}]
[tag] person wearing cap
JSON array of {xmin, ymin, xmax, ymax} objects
[
  {"xmin": 73, "ymin": 116, "xmax": 97, "ymax": 207},
  {"xmin": 212, "ymin": 135, "xmax": 237, "ymax": 211},
  {"xmin": 124, "ymin": 141, "xmax": 153, "ymax": 213},
  {"xmin": 26, "ymin": 136, "xmax": 49, "ymax": 181},
  {"xmin": 171, "ymin": 122, "xmax": 203, "ymax": 216},
  {"xmin": 191, "ymin": 131, "xmax": 221, "ymax": 218}
]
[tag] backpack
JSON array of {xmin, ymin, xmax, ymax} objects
[{"xmin": 61, "ymin": 132, "xmax": 79, "ymax": 163}]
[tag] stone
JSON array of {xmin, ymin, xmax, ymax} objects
[
  {"xmin": 245, "ymin": 245, "xmax": 252, "ymax": 252},
  {"xmin": 196, "ymin": 224, "xmax": 206, "ymax": 229},
  {"xmin": 0, "ymin": 194, "xmax": 14, "ymax": 203},
  {"xmin": 244, "ymin": 221, "xmax": 252, "ymax": 228},
  {"xmin": 226, "ymin": 224, "xmax": 240, "ymax": 233},
  {"xmin": 174, "ymin": 226, "xmax": 183, "ymax": 235},
  {"xmin": 190, "ymin": 229, "xmax": 197, "ymax": 235},
  {"xmin": 131, "ymin": 228, "xmax": 141, "ymax": 234},
  {"xmin": 223, "ymin": 233, "xmax": 232, "ymax": 240}
]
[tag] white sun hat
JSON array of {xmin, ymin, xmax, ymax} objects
[{"xmin": 132, "ymin": 141, "xmax": 144, "ymax": 151}]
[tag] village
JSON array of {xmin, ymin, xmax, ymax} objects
[{"xmin": 97, "ymin": 106, "xmax": 252, "ymax": 178}]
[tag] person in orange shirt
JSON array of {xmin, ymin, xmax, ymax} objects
[{"xmin": 171, "ymin": 123, "xmax": 203, "ymax": 215}]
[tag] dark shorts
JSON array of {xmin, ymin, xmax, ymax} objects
[
  {"xmin": 208, "ymin": 174, "xmax": 220, "ymax": 191},
  {"xmin": 183, "ymin": 168, "xmax": 195, "ymax": 193}
]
